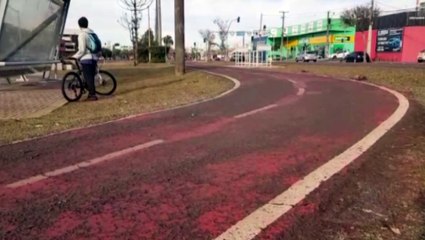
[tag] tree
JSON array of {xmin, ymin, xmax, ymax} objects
[
  {"xmin": 140, "ymin": 29, "xmax": 156, "ymax": 48},
  {"xmin": 112, "ymin": 48, "xmax": 122, "ymax": 59},
  {"xmin": 102, "ymin": 48, "xmax": 112, "ymax": 59},
  {"xmin": 213, "ymin": 18, "xmax": 231, "ymax": 53},
  {"xmin": 341, "ymin": 4, "xmax": 380, "ymax": 62},
  {"xmin": 163, "ymin": 35, "xmax": 174, "ymax": 47},
  {"xmin": 341, "ymin": 4, "xmax": 380, "ymax": 32},
  {"xmin": 199, "ymin": 29, "xmax": 217, "ymax": 62},
  {"xmin": 213, "ymin": 17, "xmax": 240, "ymax": 60},
  {"xmin": 118, "ymin": 0, "xmax": 154, "ymax": 66}
]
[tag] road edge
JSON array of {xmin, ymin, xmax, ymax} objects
[
  {"xmin": 215, "ymin": 76, "xmax": 410, "ymax": 240},
  {"xmin": 3, "ymin": 71, "xmax": 241, "ymax": 147}
]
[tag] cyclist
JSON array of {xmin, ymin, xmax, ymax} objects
[{"xmin": 72, "ymin": 17, "xmax": 100, "ymax": 101}]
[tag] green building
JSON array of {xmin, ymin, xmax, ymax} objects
[{"xmin": 264, "ymin": 18, "xmax": 356, "ymax": 59}]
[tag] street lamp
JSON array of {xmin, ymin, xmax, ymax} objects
[{"xmin": 112, "ymin": 43, "xmax": 120, "ymax": 60}]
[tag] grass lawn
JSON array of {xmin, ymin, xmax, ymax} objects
[
  {"xmin": 276, "ymin": 63, "xmax": 425, "ymax": 106},
  {"xmin": 0, "ymin": 65, "xmax": 234, "ymax": 145}
]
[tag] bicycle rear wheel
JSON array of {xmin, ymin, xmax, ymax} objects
[
  {"xmin": 62, "ymin": 72, "xmax": 83, "ymax": 102},
  {"xmin": 95, "ymin": 70, "xmax": 117, "ymax": 96}
]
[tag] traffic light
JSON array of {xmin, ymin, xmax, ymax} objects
[{"xmin": 237, "ymin": 16, "xmax": 241, "ymax": 23}]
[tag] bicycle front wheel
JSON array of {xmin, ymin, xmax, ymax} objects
[
  {"xmin": 62, "ymin": 72, "xmax": 83, "ymax": 102},
  {"xmin": 95, "ymin": 70, "xmax": 117, "ymax": 96}
]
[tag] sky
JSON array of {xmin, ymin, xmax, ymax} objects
[{"xmin": 66, "ymin": 0, "xmax": 417, "ymax": 49}]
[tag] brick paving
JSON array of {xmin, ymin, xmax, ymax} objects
[{"xmin": 0, "ymin": 81, "xmax": 66, "ymax": 120}]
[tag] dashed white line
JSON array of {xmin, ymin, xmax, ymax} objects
[
  {"xmin": 6, "ymin": 139, "xmax": 164, "ymax": 189},
  {"xmin": 234, "ymin": 104, "xmax": 278, "ymax": 119},
  {"xmin": 215, "ymin": 84, "xmax": 409, "ymax": 240},
  {"xmin": 297, "ymin": 88, "xmax": 305, "ymax": 96}
]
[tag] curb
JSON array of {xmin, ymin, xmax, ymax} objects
[
  {"xmin": 215, "ymin": 72, "xmax": 410, "ymax": 240},
  {"xmin": 2, "ymin": 71, "xmax": 241, "ymax": 147}
]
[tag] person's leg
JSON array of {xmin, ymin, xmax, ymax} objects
[{"xmin": 81, "ymin": 61, "xmax": 97, "ymax": 98}]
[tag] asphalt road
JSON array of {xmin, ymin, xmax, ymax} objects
[{"xmin": 0, "ymin": 65, "xmax": 399, "ymax": 239}]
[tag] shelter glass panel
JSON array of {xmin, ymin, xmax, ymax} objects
[{"xmin": 0, "ymin": 0, "xmax": 64, "ymax": 61}]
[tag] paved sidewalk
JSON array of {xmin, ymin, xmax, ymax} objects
[{"xmin": 0, "ymin": 77, "xmax": 66, "ymax": 120}]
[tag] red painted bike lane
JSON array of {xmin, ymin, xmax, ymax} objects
[{"xmin": 0, "ymin": 67, "xmax": 398, "ymax": 239}]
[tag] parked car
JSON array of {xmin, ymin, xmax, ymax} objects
[
  {"xmin": 212, "ymin": 54, "xmax": 222, "ymax": 61},
  {"xmin": 344, "ymin": 51, "xmax": 371, "ymax": 63},
  {"xmin": 329, "ymin": 50, "xmax": 350, "ymax": 60},
  {"xmin": 418, "ymin": 49, "xmax": 425, "ymax": 63},
  {"xmin": 269, "ymin": 52, "xmax": 284, "ymax": 61},
  {"xmin": 230, "ymin": 52, "xmax": 246, "ymax": 62},
  {"xmin": 295, "ymin": 51, "xmax": 318, "ymax": 62}
]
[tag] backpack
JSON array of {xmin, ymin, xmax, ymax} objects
[{"xmin": 87, "ymin": 32, "xmax": 102, "ymax": 54}]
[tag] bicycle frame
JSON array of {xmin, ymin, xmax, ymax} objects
[{"xmin": 63, "ymin": 58, "xmax": 101, "ymax": 82}]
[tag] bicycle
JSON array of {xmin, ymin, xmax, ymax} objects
[{"xmin": 61, "ymin": 58, "xmax": 117, "ymax": 102}]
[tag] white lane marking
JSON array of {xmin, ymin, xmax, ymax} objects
[
  {"xmin": 216, "ymin": 84, "xmax": 409, "ymax": 240},
  {"xmin": 5, "ymin": 71, "xmax": 240, "ymax": 147},
  {"xmin": 234, "ymin": 78, "xmax": 305, "ymax": 119},
  {"xmin": 6, "ymin": 140, "xmax": 164, "ymax": 189},
  {"xmin": 297, "ymin": 88, "xmax": 305, "ymax": 96},
  {"xmin": 234, "ymin": 104, "xmax": 278, "ymax": 119},
  {"xmin": 286, "ymin": 78, "xmax": 305, "ymax": 96}
]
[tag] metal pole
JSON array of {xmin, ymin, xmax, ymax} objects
[
  {"xmin": 155, "ymin": 0, "xmax": 162, "ymax": 44},
  {"xmin": 174, "ymin": 0, "xmax": 185, "ymax": 76},
  {"xmin": 260, "ymin": 13, "xmax": 263, "ymax": 32},
  {"xmin": 148, "ymin": 6, "xmax": 152, "ymax": 63},
  {"xmin": 280, "ymin": 11, "xmax": 286, "ymax": 61},
  {"xmin": 366, "ymin": 0, "xmax": 374, "ymax": 63},
  {"xmin": 326, "ymin": 11, "xmax": 330, "ymax": 59}
]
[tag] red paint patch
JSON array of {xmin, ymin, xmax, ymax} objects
[
  {"xmin": 198, "ymin": 204, "xmax": 247, "ymax": 236},
  {"xmin": 45, "ymin": 211, "xmax": 82, "ymax": 238}
]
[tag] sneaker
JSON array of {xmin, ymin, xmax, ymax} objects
[{"xmin": 86, "ymin": 95, "xmax": 98, "ymax": 101}]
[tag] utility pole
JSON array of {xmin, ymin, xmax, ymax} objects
[
  {"xmin": 148, "ymin": 6, "xmax": 152, "ymax": 63},
  {"xmin": 259, "ymin": 13, "xmax": 263, "ymax": 32},
  {"xmin": 366, "ymin": 0, "xmax": 374, "ymax": 63},
  {"xmin": 326, "ymin": 11, "xmax": 330, "ymax": 59},
  {"xmin": 175, "ymin": 0, "xmax": 185, "ymax": 76},
  {"xmin": 155, "ymin": 0, "xmax": 162, "ymax": 45},
  {"xmin": 280, "ymin": 11, "xmax": 287, "ymax": 61}
]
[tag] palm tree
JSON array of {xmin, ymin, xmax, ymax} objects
[{"xmin": 163, "ymin": 35, "xmax": 174, "ymax": 47}]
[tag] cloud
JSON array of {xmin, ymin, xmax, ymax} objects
[{"xmin": 66, "ymin": 0, "xmax": 415, "ymax": 48}]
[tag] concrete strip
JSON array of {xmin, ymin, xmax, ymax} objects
[
  {"xmin": 5, "ymin": 140, "xmax": 164, "ymax": 189},
  {"xmin": 215, "ymin": 83, "xmax": 409, "ymax": 240}
]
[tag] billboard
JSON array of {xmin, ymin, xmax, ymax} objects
[{"xmin": 376, "ymin": 28, "xmax": 403, "ymax": 52}]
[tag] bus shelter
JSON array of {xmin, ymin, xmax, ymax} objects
[{"xmin": 0, "ymin": 0, "xmax": 70, "ymax": 77}]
